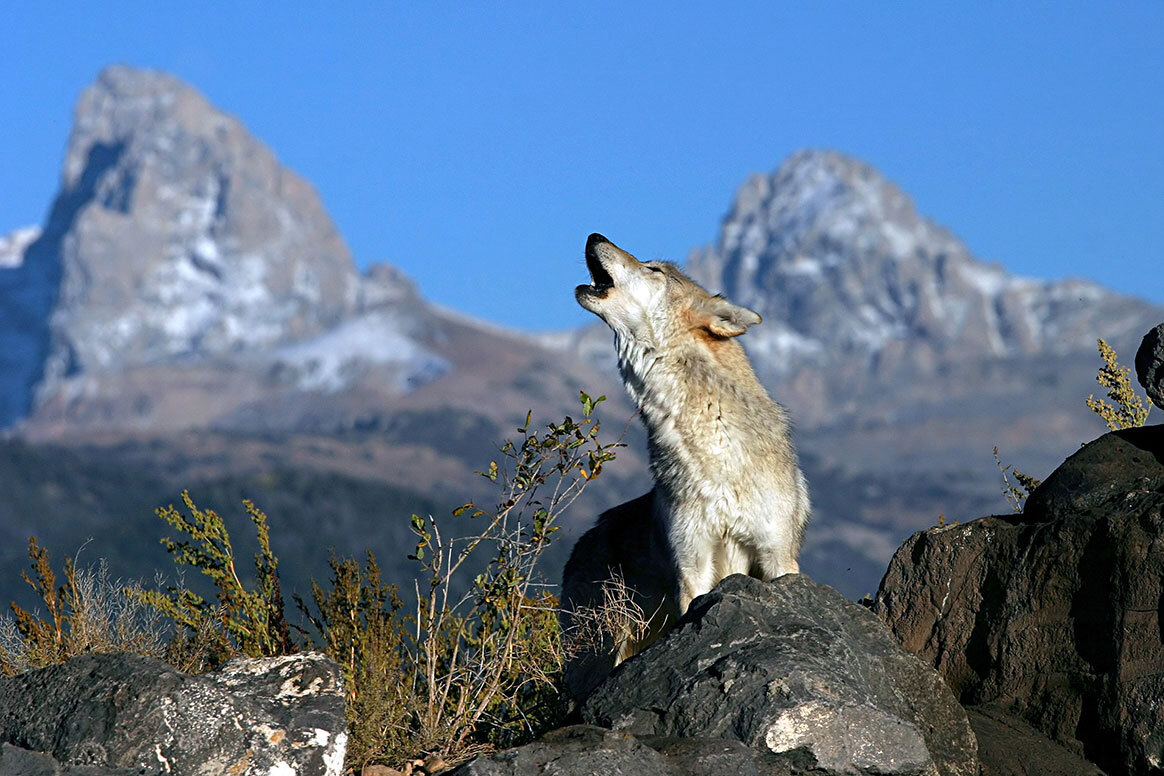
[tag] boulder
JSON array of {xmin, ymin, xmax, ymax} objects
[
  {"xmin": 874, "ymin": 426, "xmax": 1164, "ymax": 776},
  {"xmin": 582, "ymin": 574, "xmax": 978, "ymax": 776},
  {"xmin": 1136, "ymin": 323, "xmax": 1164, "ymax": 411},
  {"xmin": 0, "ymin": 651, "xmax": 346, "ymax": 776},
  {"xmin": 966, "ymin": 706, "xmax": 1106, "ymax": 776}
]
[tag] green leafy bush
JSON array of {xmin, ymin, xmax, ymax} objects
[{"xmin": 133, "ymin": 491, "xmax": 293, "ymax": 672}]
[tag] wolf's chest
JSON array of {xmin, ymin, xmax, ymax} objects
[{"xmin": 649, "ymin": 401, "xmax": 779, "ymax": 521}]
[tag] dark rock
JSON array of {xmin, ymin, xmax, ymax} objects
[
  {"xmin": 1023, "ymin": 424, "xmax": 1164, "ymax": 519},
  {"xmin": 0, "ymin": 651, "xmax": 346, "ymax": 776},
  {"xmin": 874, "ymin": 427, "xmax": 1164, "ymax": 776},
  {"xmin": 582, "ymin": 574, "xmax": 978, "ymax": 776},
  {"xmin": 1136, "ymin": 323, "xmax": 1164, "ymax": 410},
  {"xmin": 0, "ymin": 742, "xmax": 137, "ymax": 775},
  {"xmin": 966, "ymin": 706, "xmax": 1107, "ymax": 776},
  {"xmin": 449, "ymin": 724, "xmax": 814, "ymax": 776},
  {"xmin": 447, "ymin": 725, "xmax": 686, "ymax": 776}
]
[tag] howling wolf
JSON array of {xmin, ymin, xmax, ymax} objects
[{"xmin": 561, "ymin": 233, "xmax": 810, "ymax": 695}]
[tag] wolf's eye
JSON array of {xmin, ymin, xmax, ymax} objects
[{"xmin": 647, "ymin": 266, "xmax": 664, "ymax": 274}]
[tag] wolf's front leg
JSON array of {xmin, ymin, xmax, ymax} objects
[
  {"xmin": 675, "ymin": 550, "xmax": 717, "ymax": 614},
  {"xmin": 757, "ymin": 547, "xmax": 799, "ymax": 581}
]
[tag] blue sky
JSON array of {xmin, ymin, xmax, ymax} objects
[{"xmin": 4, "ymin": 3, "xmax": 1162, "ymax": 330}]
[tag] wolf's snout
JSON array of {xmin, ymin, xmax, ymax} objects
[{"xmin": 586, "ymin": 233, "xmax": 610, "ymax": 253}]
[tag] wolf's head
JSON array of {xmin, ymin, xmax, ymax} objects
[{"xmin": 575, "ymin": 233, "xmax": 761, "ymax": 351}]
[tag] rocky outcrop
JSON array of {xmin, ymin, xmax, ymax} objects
[
  {"xmin": 1137, "ymin": 323, "xmax": 1164, "ymax": 410},
  {"xmin": 966, "ymin": 706, "xmax": 1106, "ymax": 776},
  {"xmin": 457, "ymin": 709, "xmax": 1103, "ymax": 776},
  {"xmin": 0, "ymin": 651, "xmax": 346, "ymax": 776},
  {"xmin": 580, "ymin": 574, "xmax": 978, "ymax": 776},
  {"xmin": 874, "ymin": 426, "xmax": 1164, "ymax": 776}
]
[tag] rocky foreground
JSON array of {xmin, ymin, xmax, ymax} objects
[
  {"xmin": 2, "ymin": 329, "xmax": 1162, "ymax": 775},
  {"xmin": 0, "ymin": 652, "xmax": 346, "ymax": 775},
  {"xmin": 457, "ymin": 332, "xmax": 1164, "ymax": 776}
]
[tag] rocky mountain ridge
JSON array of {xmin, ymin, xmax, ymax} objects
[
  {"xmin": 0, "ymin": 66, "xmax": 462, "ymax": 432},
  {"xmin": 689, "ymin": 149, "xmax": 1152, "ymax": 370},
  {"xmin": 1, "ymin": 66, "xmax": 614, "ymax": 444}
]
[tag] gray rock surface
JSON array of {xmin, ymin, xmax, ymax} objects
[
  {"xmin": 449, "ymin": 724, "xmax": 820, "ymax": 776},
  {"xmin": 874, "ymin": 426, "xmax": 1164, "ymax": 776},
  {"xmin": 0, "ymin": 651, "xmax": 346, "ymax": 776},
  {"xmin": 1136, "ymin": 322, "xmax": 1164, "ymax": 410},
  {"xmin": 583, "ymin": 574, "xmax": 978, "ymax": 776},
  {"xmin": 0, "ymin": 742, "xmax": 138, "ymax": 775}
]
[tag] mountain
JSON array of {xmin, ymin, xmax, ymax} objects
[
  {"xmin": 686, "ymin": 150, "xmax": 1158, "ymax": 447},
  {"xmin": 0, "ymin": 66, "xmax": 642, "ymax": 607},
  {"xmin": 689, "ymin": 150, "xmax": 1152, "ymax": 383},
  {"xmin": 2, "ymin": 65, "xmax": 455, "ymax": 435},
  {"xmin": 1, "ymin": 66, "xmax": 1160, "ymax": 606}
]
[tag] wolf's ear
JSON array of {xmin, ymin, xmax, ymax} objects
[{"xmin": 698, "ymin": 296, "xmax": 762, "ymax": 338}]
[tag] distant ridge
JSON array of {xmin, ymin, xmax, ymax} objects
[{"xmin": 688, "ymin": 149, "xmax": 1156, "ymax": 377}]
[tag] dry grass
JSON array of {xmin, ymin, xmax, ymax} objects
[
  {"xmin": 0, "ymin": 540, "xmax": 167, "ymax": 676},
  {"xmin": 561, "ymin": 571, "xmax": 652, "ymax": 666}
]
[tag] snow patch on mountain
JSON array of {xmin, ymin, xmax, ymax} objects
[
  {"xmin": 270, "ymin": 311, "xmax": 449, "ymax": 393},
  {"xmin": 0, "ymin": 227, "xmax": 41, "ymax": 268}
]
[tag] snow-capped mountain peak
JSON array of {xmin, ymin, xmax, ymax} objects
[{"xmin": 688, "ymin": 150, "xmax": 1153, "ymax": 374}]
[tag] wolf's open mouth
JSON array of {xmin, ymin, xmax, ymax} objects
[{"xmin": 586, "ymin": 250, "xmax": 614, "ymax": 293}]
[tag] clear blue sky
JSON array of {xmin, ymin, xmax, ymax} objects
[{"xmin": 4, "ymin": 3, "xmax": 1162, "ymax": 330}]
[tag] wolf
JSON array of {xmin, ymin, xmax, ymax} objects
[{"xmin": 560, "ymin": 233, "xmax": 810, "ymax": 696}]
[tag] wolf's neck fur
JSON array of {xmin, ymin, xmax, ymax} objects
[
  {"xmin": 614, "ymin": 333, "xmax": 662, "ymax": 410},
  {"xmin": 614, "ymin": 328, "xmax": 776, "ymax": 460}
]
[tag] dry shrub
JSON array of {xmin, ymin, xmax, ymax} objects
[
  {"xmin": 0, "ymin": 539, "xmax": 166, "ymax": 676},
  {"xmin": 1086, "ymin": 337, "xmax": 1150, "ymax": 430},
  {"xmin": 298, "ymin": 392, "xmax": 621, "ymax": 772},
  {"xmin": 560, "ymin": 571, "xmax": 651, "ymax": 667}
]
